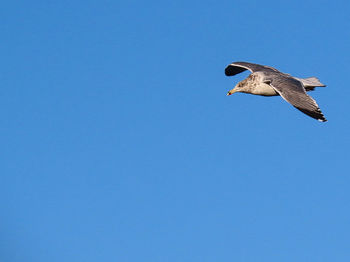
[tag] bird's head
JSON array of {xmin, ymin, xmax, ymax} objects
[{"xmin": 227, "ymin": 81, "xmax": 245, "ymax": 96}]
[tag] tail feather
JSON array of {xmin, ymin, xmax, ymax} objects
[{"xmin": 297, "ymin": 77, "xmax": 326, "ymax": 87}]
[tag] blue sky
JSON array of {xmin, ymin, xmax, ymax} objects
[{"xmin": 1, "ymin": 0, "xmax": 350, "ymax": 261}]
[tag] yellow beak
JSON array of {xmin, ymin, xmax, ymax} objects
[{"xmin": 227, "ymin": 89, "xmax": 236, "ymax": 96}]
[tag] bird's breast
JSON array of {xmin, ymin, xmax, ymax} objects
[{"xmin": 250, "ymin": 83, "xmax": 279, "ymax": 96}]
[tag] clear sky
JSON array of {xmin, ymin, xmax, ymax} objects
[{"xmin": 1, "ymin": 0, "xmax": 350, "ymax": 261}]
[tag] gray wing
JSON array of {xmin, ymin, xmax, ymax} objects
[
  {"xmin": 265, "ymin": 75, "xmax": 327, "ymax": 122},
  {"xmin": 225, "ymin": 61, "xmax": 279, "ymax": 76}
]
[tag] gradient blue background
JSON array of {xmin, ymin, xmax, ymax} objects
[{"xmin": 1, "ymin": 0, "xmax": 350, "ymax": 261}]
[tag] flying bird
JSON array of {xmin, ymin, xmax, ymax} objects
[{"xmin": 225, "ymin": 61, "xmax": 327, "ymax": 122}]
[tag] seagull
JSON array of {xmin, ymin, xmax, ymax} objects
[{"xmin": 225, "ymin": 61, "xmax": 327, "ymax": 122}]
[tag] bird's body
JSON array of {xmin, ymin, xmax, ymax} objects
[
  {"xmin": 234, "ymin": 72, "xmax": 279, "ymax": 96},
  {"xmin": 225, "ymin": 61, "xmax": 327, "ymax": 122}
]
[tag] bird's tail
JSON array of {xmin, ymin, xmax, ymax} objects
[{"xmin": 298, "ymin": 77, "xmax": 326, "ymax": 87}]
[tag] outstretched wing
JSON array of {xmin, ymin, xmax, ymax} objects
[
  {"xmin": 266, "ymin": 75, "xmax": 327, "ymax": 122},
  {"xmin": 225, "ymin": 61, "xmax": 279, "ymax": 76}
]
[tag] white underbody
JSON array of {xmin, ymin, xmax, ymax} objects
[
  {"xmin": 244, "ymin": 72, "xmax": 279, "ymax": 96},
  {"xmin": 248, "ymin": 83, "xmax": 278, "ymax": 96}
]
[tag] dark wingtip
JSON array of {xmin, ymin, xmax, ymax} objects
[
  {"xmin": 295, "ymin": 106, "xmax": 327, "ymax": 122},
  {"xmin": 224, "ymin": 67, "xmax": 231, "ymax": 76},
  {"xmin": 225, "ymin": 64, "xmax": 247, "ymax": 76}
]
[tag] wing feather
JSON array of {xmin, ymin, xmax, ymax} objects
[
  {"xmin": 266, "ymin": 75, "xmax": 327, "ymax": 122},
  {"xmin": 225, "ymin": 62, "xmax": 279, "ymax": 76}
]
